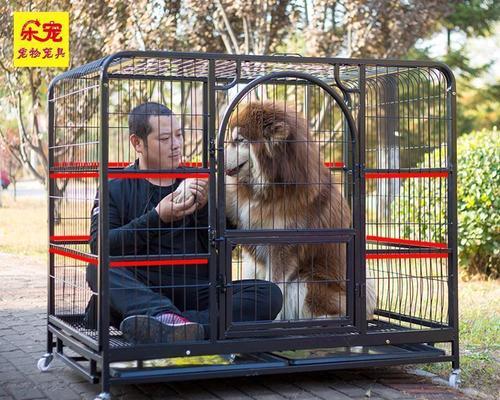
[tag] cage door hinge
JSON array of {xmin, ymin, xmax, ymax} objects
[
  {"xmin": 355, "ymin": 283, "xmax": 366, "ymax": 298},
  {"xmin": 209, "ymin": 228, "xmax": 223, "ymax": 247},
  {"xmin": 355, "ymin": 163, "xmax": 365, "ymax": 179},
  {"xmin": 217, "ymin": 274, "xmax": 232, "ymax": 292},
  {"xmin": 209, "ymin": 139, "xmax": 216, "ymax": 155}
]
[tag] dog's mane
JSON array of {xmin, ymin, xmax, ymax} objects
[{"xmin": 229, "ymin": 101, "xmax": 332, "ymax": 202}]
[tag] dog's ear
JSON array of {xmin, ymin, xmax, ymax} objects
[
  {"xmin": 262, "ymin": 120, "xmax": 290, "ymax": 156},
  {"xmin": 263, "ymin": 121, "xmax": 290, "ymax": 142}
]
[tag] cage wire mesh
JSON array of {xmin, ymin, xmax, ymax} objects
[
  {"xmin": 364, "ymin": 66, "xmax": 451, "ymax": 329},
  {"xmin": 50, "ymin": 74, "xmax": 101, "ymax": 338},
  {"xmin": 48, "ymin": 55, "xmax": 454, "ymax": 350}
]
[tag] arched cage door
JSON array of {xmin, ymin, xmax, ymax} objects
[{"xmin": 215, "ymin": 71, "xmax": 362, "ymax": 338}]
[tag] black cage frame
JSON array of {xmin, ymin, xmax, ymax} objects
[{"xmin": 42, "ymin": 51, "xmax": 459, "ymax": 397}]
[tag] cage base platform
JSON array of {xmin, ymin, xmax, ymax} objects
[{"xmin": 104, "ymin": 344, "xmax": 445, "ymax": 383}]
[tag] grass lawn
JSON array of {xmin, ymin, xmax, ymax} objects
[
  {"xmin": 422, "ymin": 279, "xmax": 500, "ymax": 398},
  {"xmin": 1, "ymin": 194, "xmax": 498, "ymax": 397},
  {"xmin": 0, "ymin": 195, "xmax": 47, "ymax": 259}
]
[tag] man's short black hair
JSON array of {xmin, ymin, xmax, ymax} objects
[{"xmin": 128, "ymin": 102, "xmax": 173, "ymax": 141}]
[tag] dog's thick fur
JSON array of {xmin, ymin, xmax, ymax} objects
[{"xmin": 225, "ymin": 102, "xmax": 376, "ymax": 320}]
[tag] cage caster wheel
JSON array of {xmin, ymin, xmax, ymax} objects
[
  {"xmin": 37, "ymin": 353, "xmax": 54, "ymax": 372},
  {"xmin": 448, "ymin": 369, "xmax": 461, "ymax": 388},
  {"xmin": 94, "ymin": 393, "xmax": 111, "ymax": 400}
]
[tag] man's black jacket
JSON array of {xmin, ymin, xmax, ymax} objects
[{"xmin": 89, "ymin": 161, "xmax": 209, "ymax": 276}]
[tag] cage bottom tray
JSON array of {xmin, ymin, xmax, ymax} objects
[
  {"xmin": 271, "ymin": 343, "xmax": 444, "ymax": 365},
  {"xmin": 109, "ymin": 352, "xmax": 286, "ymax": 378},
  {"xmin": 107, "ymin": 343, "xmax": 444, "ymax": 380}
]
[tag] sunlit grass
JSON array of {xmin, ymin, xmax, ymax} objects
[
  {"xmin": 0, "ymin": 195, "xmax": 47, "ymax": 259},
  {"xmin": 422, "ymin": 279, "xmax": 500, "ymax": 398}
]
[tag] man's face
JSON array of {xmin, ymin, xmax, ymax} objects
[{"xmin": 141, "ymin": 115, "xmax": 183, "ymax": 170}]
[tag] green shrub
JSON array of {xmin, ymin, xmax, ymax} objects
[
  {"xmin": 391, "ymin": 128, "xmax": 499, "ymax": 278},
  {"xmin": 456, "ymin": 128, "xmax": 499, "ymax": 277}
]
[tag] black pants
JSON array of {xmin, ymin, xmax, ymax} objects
[{"xmin": 85, "ymin": 265, "xmax": 283, "ymax": 335}]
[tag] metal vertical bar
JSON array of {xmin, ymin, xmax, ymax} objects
[
  {"xmin": 46, "ymin": 84, "xmax": 55, "ymax": 355},
  {"xmin": 203, "ymin": 81, "xmax": 209, "ymax": 168},
  {"xmin": 98, "ymin": 70, "xmax": 111, "ymax": 393},
  {"xmin": 305, "ymin": 84, "xmax": 311, "ymax": 124},
  {"xmin": 335, "ymin": 68, "xmax": 355, "ymax": 324},
  {"xmin": 355, "ymin": 65, "xmax": 367, "ymax": 333},
  {"xmin": 446, "ymin": 72, "xmax": 459, "ymax": 369},
  {"xmin": 342, "ymin": 93, "xmax": 353, "ymax": 207},
  {"xmin": 224, "ymin": 240, "xmax": 233, "ymax": 333},
  {"xmin": 207, "ymin": 60, "xmax": 219, "ymax": 342},
  {"xmin": 334, "ymin": 65, "xmax": 353, "ymax": 204}
]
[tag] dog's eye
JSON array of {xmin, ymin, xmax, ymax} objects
[{"xmin": 234, "ymin": 137, "xmax": 246, "ymax": 143}]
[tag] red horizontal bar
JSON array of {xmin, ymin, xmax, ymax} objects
[
  {"xmin": 108, "ymin": 172, "xmax": 209, "ymax": 179},
  {"xmin": 49, "ymin": 247, "xmax": 97, "ymax": 264},
  {"xmin": 180, "ymin": 162, "xmax": 203, "ymax": 167},
  {"xmin": 50, "ymin": 172, "xmax": 99, "ymax": 179},
  {"xmin": 49, "ymin": 247, "xmax": 208, "ymax": 268},
  {"xmin": 50, "ymin": 235, "xmax": 91, "ymax": 242},
  {"xmin": 365, "ymin": 172, "xmax": 448, "ymax": 179},
  {"xmin": 324, "ymin": 162, "xmax": 345, "ymax": 168},
  {"xmin": 53, "ymin": 161, "xmax": 98, "ymax": 168},
  {"xmin": 53, "ymin": 162, "xmax": 131, "ymax": 168},
  {"xmin": 53, "ymin": 161, "xmax": 202, "ymax": 168},
  {"xmin": 366, "ymin": 235, "xmax": 447, "ymax": 249},
  {"xmin": 110, "ymin": 258, "xmax": 209, "ymax": 268},
  {"xmin": 109, "ymin": 162, "xmax": 132, "ymax": 168},
  {"xmin": 50, "ymin": 172, "xmax": 209, "ymax": 179},
  {"xmin": 366, "ymin": 252, "xmax": 448, "ymax": 260}
]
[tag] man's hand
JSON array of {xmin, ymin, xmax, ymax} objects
[
  {"xmin": 188, "ymin": 178, "xmax": 209, "ymax": 209},
  {"xmin": 172, "ymin": 180, "xmax": 195, "ymax": 204},
  {"xmin": 155, "ymin": 193, "xmax": 197, "ymax": 223}
]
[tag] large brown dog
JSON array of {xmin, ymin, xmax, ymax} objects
[{"xmin": 225, "ymin": 101, "xmax": 376, "ymax": 320}]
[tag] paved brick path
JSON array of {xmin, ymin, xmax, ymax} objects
[{"xmin": 0, "ymin": 253, "xmax": 474, "ymax": 400}]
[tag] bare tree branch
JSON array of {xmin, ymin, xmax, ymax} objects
[
  {"xmin": 243, "ymin": 16, "xmax": 250, "ymax": 54},
  {"xmin": 215, "ymin": 0, "xmax": 241, "ymax": 53},
  {"xmin": 213, "ymin": 17, "xmax": 236, "ymax": 53}
]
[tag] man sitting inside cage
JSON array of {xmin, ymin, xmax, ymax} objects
[{"xmin": 85, "ymin": 102, "xmax": 283, "ymax": 344}]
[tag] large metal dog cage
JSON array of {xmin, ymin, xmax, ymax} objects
[{"xmin": 40, "ymin": 51, "xmax": 458, "ymax": 399}]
